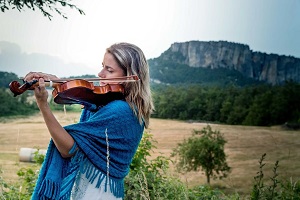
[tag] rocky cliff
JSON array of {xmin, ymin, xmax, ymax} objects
[{"xmin": 160, "ymin": 41, "xmax": 300, "ymax": 85}]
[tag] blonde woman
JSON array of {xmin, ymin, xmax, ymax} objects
[{"xmin": 24, "ymin": 42, "xmax": 154, "ymax": 200}]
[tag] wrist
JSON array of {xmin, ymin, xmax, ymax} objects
[{"xmin": 37, "ymin": 101, "xmax": 50, "ymax": 111}]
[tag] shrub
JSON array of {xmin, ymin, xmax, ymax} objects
[
  {"xmin": 0, "ymin": 150, "xmax": 44, "ymax": 199},
  {"xmin": 125, "ymin": 132, "xmax": 191, "ymax": 199},
  {"xmin": 172, "ymin": 125, "xmax": 231, "ymax": 184},
  {"xmin": 251, "ymin": 153, "xmax": 300, "ymax": 200}
]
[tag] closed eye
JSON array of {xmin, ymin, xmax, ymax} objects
[{"xmin": 102, "ymin": 63, "xmax": 113, "ymax": 73}]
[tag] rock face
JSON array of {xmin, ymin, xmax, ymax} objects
[{"xmin": 161, "ymin": 41, "xmax": 300, "ymax": 85}]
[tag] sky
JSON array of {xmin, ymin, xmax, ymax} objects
[{"xmin": 0, "ymin": 0, "xmax": 299, "ymax": 77}]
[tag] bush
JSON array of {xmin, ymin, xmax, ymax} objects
[
  {"xmin": 0, "ymin": 150, "xmax": 44, "ymax": 199},
  {"xmin": 251, "ymin": 153, "xmax": 300, "ymax": 200},
  {"xmin": 125, "ymin": 132, "xmax": 191, "ymax": 199}
]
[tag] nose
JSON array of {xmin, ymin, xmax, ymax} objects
[{"xmin": 98, "ymin": 69, "xmax": 105, "ymax": 78}]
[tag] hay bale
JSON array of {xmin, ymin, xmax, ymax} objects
[{"xmin": 19, "ymin": 148, "xmax": 46, "ymax": 162}]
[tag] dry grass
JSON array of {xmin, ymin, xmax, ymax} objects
[
  {"xmin": 147, "ymin": 119, "xmax": 300, "ymax": 195},
  {"xmin": 0, "ymin": 111, "xmax": 300, "ymax": 196}
]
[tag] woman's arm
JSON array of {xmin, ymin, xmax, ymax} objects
[{"xmin": 24, "ymin": 72, "xmax": 75, "ymax": 158}]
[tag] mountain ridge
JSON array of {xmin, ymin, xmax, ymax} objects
[{"xmin": 149, "ymin": 41, "xmax": 300, "ymax": 85}]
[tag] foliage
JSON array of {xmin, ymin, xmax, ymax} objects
[
  {"xmin": 172, "ymin": 125, "xmax": 231, "ymax": 184},
  {"xmin": 0, "ymin": 71, "xmax": 19, "ymax": 88},
  {"xmin": 251, "ymin": 153, "xmax": 300, "ymax": 200},
  {"xmin": 125, "ymin": 132, "xmax": 190, "ymax": 199},
  {"xmin": 152, "ymin": 82, "xmax": 300, "ymax": 127},
  {"xmin": 0, "ymin": 0, "xmax": 84, "ymax": 20},
  {"xmin": 188, "ymin": 185, "xmax": 240, "ymax": 200},
  {"xmin": 0, "ymin": 88, "xmax": 38, "ymax": 118},
  {"xmin": 125, "ymin": 132, "xmax": 239, "ymax": 199},
  {"xmin": 0, "ymin": 71, "xmax": 38, "ymax": 118},
  {"xmin": 0, "ymin": 150, "xmax": 44, "ymax": 199}
]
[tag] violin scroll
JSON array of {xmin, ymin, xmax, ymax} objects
[{"xmin": 9, "ymin": 80, "xmax": 38, "ymax": 97}]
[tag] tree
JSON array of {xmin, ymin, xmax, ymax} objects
[
  {"xmin": 172, "ymin": 125, "xmax": 231, "ymax": 184},
  {"xmin": 0, "ymin": 71, "xmax": 19, "ymax": 88},
  {"xmin": 0, "ymin": 0, "xmax": 84, "ymax": 20}
]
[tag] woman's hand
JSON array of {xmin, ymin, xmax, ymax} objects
[
  {"xmin": 23, "ymin": 71, "xmax": 59, "ymax": 82},
  {"xmin": 34, "ymin": 78, "xmax": 49, "ymax": 109},
  {"xmin": 23, "ymin": 72, "xmax": 59, "ymax": 109}
]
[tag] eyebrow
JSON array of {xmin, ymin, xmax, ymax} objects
[{"xmin": 102, "ymin": 62, "xmax": 110, "ymax": 68}]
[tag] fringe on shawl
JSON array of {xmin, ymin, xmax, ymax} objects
[
  {"xmin": 38, "ymin": 179, "xmax": 61, "ymax": 199},
  {"xmin": 35, "ymin": 153, "xmax": 125, "ymax": 199},
  {"xmin": 35, "ymin": 142, "xmax": 83, "ymax": 200},
  {"xmin": 80, "ymin": 157, "xmax": 125, "ymax": 198},
  {"xmin": 59, "ymin": 143, "xmax": 84, "ymax": 200}
]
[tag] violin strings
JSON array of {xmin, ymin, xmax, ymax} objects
[
  {"xmin": 19, "ymin": 75, "xmax": 138, "ymax": 83},
  {"xmin": 46, "ymin": 75, "xmax": 139, "ymax": 82}
]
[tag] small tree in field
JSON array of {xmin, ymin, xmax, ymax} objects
[{"xmin": 172, "ymin": 125, "xmax": 231, "ymax": 184}]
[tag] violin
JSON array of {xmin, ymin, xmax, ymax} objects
[{"xmin": 9, "ymin": 75, "xmax": 139, "ymax": 107}]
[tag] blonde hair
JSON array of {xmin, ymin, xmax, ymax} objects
[{"xmin": 106, "ymin": 42, "xmax": 154, "ymax": 128}]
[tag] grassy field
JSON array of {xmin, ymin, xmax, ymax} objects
[{"xmin": 0, "ymin": 111, "xmax": 300, "ymax": 197}]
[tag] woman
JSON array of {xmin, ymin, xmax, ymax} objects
[{"xmin": 24, "ymin": 42, "xmax": 154, "ymax": 200}]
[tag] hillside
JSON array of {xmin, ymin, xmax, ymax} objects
[{"xmin": 149, "ymin": 41, "xmax": 300, "ymax": 86}]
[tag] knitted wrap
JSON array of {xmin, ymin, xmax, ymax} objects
[{"xmin": 31, "ymin": 100, "xmax": 144, "ymax": 199}]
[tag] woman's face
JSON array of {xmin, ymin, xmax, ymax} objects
[{"xmin": 98, "ymin": 52, "xmax": 126, "ymax": 80}]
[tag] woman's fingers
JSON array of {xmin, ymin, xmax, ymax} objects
[
  {"xmin": 23, "ymin": 72, "xmax": 41, "ymax": 82},
  {"xmin": 34, "ymin": 78, "xmax": 45, "ymax": 95},
  {"xmin": 34, "ymin": 78, "xmax": 48, "ymax": 104},
  {"xmin": 23, "ymin": 72, "xmax": 59, "ymax": 82},
  {"xmin": 38, "ymin": 78, "xmax": 45, "ymax": 88}
]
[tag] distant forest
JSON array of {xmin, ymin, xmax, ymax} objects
[
  {"xmin": 0, "ymin": 72, "xmax": 38, "ymax": 117},
  {"xmin": 152, "ymin": 83, "xmax": 300, "ymax": 127},
  {"xmin": 1, "ymin": 71, "xmax": 300, "ymax": 127}
]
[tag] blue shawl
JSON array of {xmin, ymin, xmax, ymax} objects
[{"xmin": 31, "ymin": 100, "xmax": 144, "ymax": 200}]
